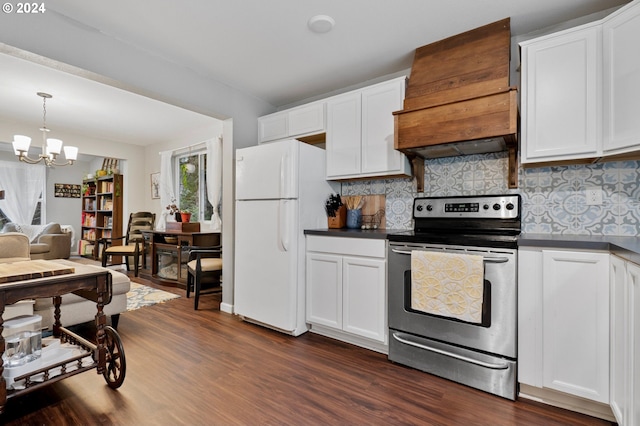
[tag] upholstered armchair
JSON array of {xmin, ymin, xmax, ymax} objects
[
  {"xmin": 0, "ymin": 232, "xmax": 31, "ymax": 263},
  {"xmin": 1, "ymin": 223, "xmax": 71, "ymax": 260}
]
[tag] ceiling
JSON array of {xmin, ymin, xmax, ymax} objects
[{"xmin": 0, "ymin": 0, "xmax": 630, "ymax": 147}]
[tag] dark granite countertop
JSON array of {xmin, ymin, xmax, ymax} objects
[
  {"xmin": 519, "ymin": 233, "xmax": 640, "ymax": 265},
  {"xmin": 304, "ymin": 228, "xmax": 395, "ymax": 240},
  {"xmin": 305, "ymin": 229, "xmax": 640, "ymax": 264}
]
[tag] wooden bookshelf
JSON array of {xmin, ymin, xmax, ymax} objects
[{"xmin": 79, "ymin": 174, "xmax": 123, "ymax": 260}]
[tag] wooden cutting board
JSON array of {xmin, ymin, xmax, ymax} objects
[
  {"xmin": 0, "ymin": 260, "xmax": 75, "ymax": 284},
  {"xmin": 346, "ymin": 195, "xmax": 385, "ymax": 229}
]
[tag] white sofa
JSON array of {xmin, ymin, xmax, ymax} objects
[{"xmin": 0, "ymin": 233, "xmax": 130, "ymax": 329}]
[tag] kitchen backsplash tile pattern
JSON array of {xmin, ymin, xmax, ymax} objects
[{"xmin": 341, "ymin": 152, "xmax": 640, "ymax": 236}]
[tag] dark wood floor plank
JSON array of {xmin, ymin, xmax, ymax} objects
[{"xmin": 0, "ymin": 272, "xmax": 615, "ymax": 425}]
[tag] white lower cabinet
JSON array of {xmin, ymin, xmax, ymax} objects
[
  {"xmin": 631, "ymin": 261, "xmax": 640, "ymax": 426},
  {"xmin": 518, "ymin": 248, "xmax": 612, "ymax": 419},
  {"xmin": 306, "ymin": 236, "xmax": 387, "ymax": 353},
  {"xmin": 610, "ymin": 255, "xmax": 640, "ymax": 426}
]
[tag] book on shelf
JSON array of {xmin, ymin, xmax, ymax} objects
[
  {"xmin": 83, "ymin": 214, "xmax": 96, "ymax": 227},
  {"xmin": 100, "ymin": 198, "xmax": 113, "ymax": 211},
  {"xmin": 78, "ymin": 240, "xmax": 95, "ymax": 256},
  {"xmin": 84, "ymin": 199, "xmax": 95, "ymax": 210},
  {"xmin": 82, "ymin": 229, "xmax": 96, "ymax": 241},
  {"xmin": 99, "ymin": 181, "xmax": 115, "ymax": 193}
]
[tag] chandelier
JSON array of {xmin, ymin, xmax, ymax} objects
[{"xmin": 12, "ymin": 92, "xmax": 78, "ymax": 166}]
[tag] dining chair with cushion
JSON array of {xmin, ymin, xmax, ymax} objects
[
  {"xmin": 100, "ymin": 212, "xmax": 155, "ymax": 277},
  {"xmin": 186, "ymin": 245, "xmax": 222, "ymax": 310}
]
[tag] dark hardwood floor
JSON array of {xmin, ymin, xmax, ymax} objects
[{"xmin": 2, "ymin": 271, "xmax": 615, "ymax": 425}]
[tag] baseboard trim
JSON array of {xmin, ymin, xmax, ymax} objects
[
  {"xmin": 519, "ymin": 384, "xmax": 615, "ymax": 422},
  {"xmin": 309, "ymin": 324, "xmax": 388, "ymax": 354},
  {"xmin": 220, "ymin": 302, "xmax": 233, "ymax": 314}
]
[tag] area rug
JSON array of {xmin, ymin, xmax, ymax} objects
[{"xmin": 126, "ymin": 282, "xmax": 180, "ymax": 311}]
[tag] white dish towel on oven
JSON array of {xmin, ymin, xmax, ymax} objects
[{"xmin": 411, "ymin": 250, "xmax": 484, "ymax": 324}]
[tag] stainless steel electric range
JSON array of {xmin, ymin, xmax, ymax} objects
[{"xmin": 387, "ymin": 194, "xmax": 521, "ymax": 400}]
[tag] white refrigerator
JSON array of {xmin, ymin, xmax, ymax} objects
[{"xmin": 234, "ymin": 139, "xmax": 337, "ymax": 336}]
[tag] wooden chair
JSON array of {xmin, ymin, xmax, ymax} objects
[
  {"xmin": 186, "ymin": 245, "xmax": 222, "ymax": 310},
  {"xmin": 100, "ymin": 212, "xmax": 155, "ymax": 277}
]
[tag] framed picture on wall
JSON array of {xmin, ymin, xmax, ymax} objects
[
  {"xmin": 54, "ymin": 183, "xmax": 82, "ymax": 198},
  {"xmin": 151, "ymin": 172, "xmax": 160, "ymax": 199}
]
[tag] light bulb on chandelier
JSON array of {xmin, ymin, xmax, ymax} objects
[{"xmin": 12, "ymin": 92, "xmax": 78, "ymax": 167}]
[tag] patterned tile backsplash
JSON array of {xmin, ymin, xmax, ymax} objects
[{"xmin": 341, "ymin": 152, "xmax": 640, "ymax": 236}]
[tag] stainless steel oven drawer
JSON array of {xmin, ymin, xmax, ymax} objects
[{"xmin": 389, "ymin": 330, "xmax": 517, "ymax": 400}]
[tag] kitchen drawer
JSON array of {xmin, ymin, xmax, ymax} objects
[{"xmin": 306, "ymin": 235, "xmax": 385, "ymax": 258}]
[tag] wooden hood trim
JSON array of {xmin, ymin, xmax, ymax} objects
[{"xmin": 394, "ymin": 18, "xmax": 518, "ymax": 189}]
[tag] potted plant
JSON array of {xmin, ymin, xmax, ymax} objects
[{"xmin": 179, "ymin": 209, "xmax": 192, "ymax": 223}]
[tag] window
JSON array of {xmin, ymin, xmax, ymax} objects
[
  {"xmin": 176, "ymin": 151, "xmax": 213, "ymax": 222},
  {"xmin": 0, "ymin": 193, "xmax": 42, "ymax": 227}
]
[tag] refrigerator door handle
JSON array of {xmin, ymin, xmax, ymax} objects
[
  {"xmin": 279, "ymin": 151, "xmax": 292, "ymax": 199},
  {"xmin": 278, "ymin": 200, "xmax": 289, "ymax": 252}
]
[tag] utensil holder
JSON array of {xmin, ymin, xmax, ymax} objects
[{"xmin": 346, "ymin": 209, "xmax": 362, "ymax": 229}]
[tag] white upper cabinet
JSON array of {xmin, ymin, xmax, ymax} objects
[
  {"xmin": 326, "ymin": 77, "xmax": 411, "ymax": 180},
  {"xmin": 520, "ymin": 0, "xmax": 640, "ymax": 164},
  {"xmin": 326, "ymin": 92, "xmax": 361, "ymax": 177},
  {"xmin": 258, "ymin": 101, "xmax": 325, "ymax": 144},
  {"xmin": 602, "ymin": 0, "xmax": 640, "ymax": 154},
  {"xmin": 520, "ymin": 23, "xmax": 602, "ymax": 164}
]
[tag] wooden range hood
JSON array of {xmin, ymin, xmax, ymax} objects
[{"xmin": 394, "ymin": 18, "xmax": 518, "ymax": 190}]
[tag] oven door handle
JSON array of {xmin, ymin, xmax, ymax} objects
[
  {"xmin": 392, "ymin": 332, "xmax": 509, "ymax": 370},
  {"xmin": 390, "ymin": 249, "xmax": 509, "ymax": 263}
]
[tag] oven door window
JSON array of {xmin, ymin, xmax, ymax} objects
[{"xmin": 403, "ymin": 270, "xmax": 492, "ymax": 327}]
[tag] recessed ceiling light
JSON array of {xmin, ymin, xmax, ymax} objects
[{"xmin": 308, "ymin": 15, "xmax": 335, "ymax": 34}]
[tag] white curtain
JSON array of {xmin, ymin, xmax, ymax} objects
[
  {"xmin": 157, "ymin": 151, "xmax": 176, "ymax": 231},
  {"xmin": 206, "ymin": 137, "xmax": 222, "ymax": 231},
  {"xmin": 0, "ymin": 161, "xmax": 45, "ymax": 225}
]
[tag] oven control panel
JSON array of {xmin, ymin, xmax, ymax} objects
[{"xmin": 413, "ymin": 195, "xmax": 520, "ymax": 219}]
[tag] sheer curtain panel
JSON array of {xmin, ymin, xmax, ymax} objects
[
  {"xmin": 158, "ymin": 151, "xmax": 176, "ymax": 231},
  {"xmin": 0, "ymin": 161, "xmax": 45, "ymax": 224},
  {"xmin": 206, "ymin": 137, "xmax": 222, "ymax": 231}
]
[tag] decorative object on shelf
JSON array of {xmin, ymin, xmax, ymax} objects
[
  {"xmin": 325, "ymin": 193, "xmax": 345, "ymax": 229},
  {"xmin": 11, "ymin": 92, "xmax": 78, "ymax": 167},
  {"xmin": 53, "ymin": 183, "xmax": 81, "ymax": 198},
  {"xmin": 102, "ymin": 158, "xmax": 119, "ymax": 175},
  {"xmin": 150, "ymin": 172, "xmax": 160, "ymax": 199}
]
